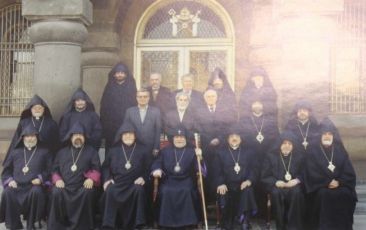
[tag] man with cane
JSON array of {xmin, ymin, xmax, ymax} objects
[{"xmin": 152, "ymin": 127, "xmax": 207, "ymax": 229}]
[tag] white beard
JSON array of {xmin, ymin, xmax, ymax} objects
[
  {"xmin": 24, "ymin": 140, "xmax": 37, "ymax": 150},
  {"xmin": 322, "ymin": 139, "xmax": 333, "ymax": 146}
]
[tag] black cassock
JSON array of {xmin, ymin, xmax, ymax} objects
[
  {"xmin": 151, "ymin": 145, "xmax": 203, "ymax": 228},
  {"xmin": 261, "ymin": 148, "xmax": 305, "ymax": 230},
  {"xmin": 100, "ymin": 63, "xmax": 137, "ymax": 149},
  {"xmin": 284, "ymin": 101, "xmax": 319, "ymax": 152},
  {"xmin": 239, "ymin": 67, "xmax": 278, "ymax": 118},
  {"xmin": 0, "ymin": 128, "xmax": 52, "ymax": 229},
  {"xmin": 47, "ymin": 144, "xmax": 101, "ymax": 230},
  {"xmin": 213, "ymin": 145, "xmax": 257, "ymax": 230},
  {"xmin": 100, "ymin": 143, "xmax": 148, "ymax": 229},
  {"xmin": 59, "ymin": 88, "xmax": 102, "ymax": 149},
  {"xmin": 4, "ymin": 95, "xmax": 59, "ymax": 163},
  {"xmin": 240, "ymin": 113, "xmax": 279, "ymax": 218},
  {"xmin": 305, "ymin": 143, "xmax": 357, "ymax": 230}
]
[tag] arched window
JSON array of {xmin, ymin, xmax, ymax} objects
[
  {"xmin": 0, "ymin": 4, "xmax": 34, "ymax": 116},
  {"xmin": 134, "ymin": 0, "xmax": 235, "ymax": 91}
]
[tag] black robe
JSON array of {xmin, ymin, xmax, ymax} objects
[
  {"xmin": 151, "ymin": 145, "xmax": 202, "ymax": 228},
  {"xmin": 148, "ymin": 85, "xmax": 173, "ymax": 117},
  {"xmin": 240, "ymin": 113, "xmax": 279, "ymax": 218},
  {"xmin": 47, "ymin": 144, "xmax": 101, "ymax": 230},
  {"xmin": 59, "ymin": 88, "xmax": 102, "ymax": 149},
  {"xmin": 208, "ymin": 68, "xmax": 238, "ymax": 120},
  {"xmin": 261, "ymin": 148, "xmax": 305, "ymax": 230},
  {"xmin": 0, "ymin": 139, "xmax": 51, "ymax": 230},
  {"xmin": 100, "ymin": 143, "xmax": 148, "ymax": 229},
  {"xmin": 305, "ymin": 143, "xmax": 357, "ymax": 230},
  {"xmin": 213, "ymin": 145, "xmax": 257, "ymax": 230},
  {"xmin": 100, "ymin": 63, "xmax": 137, "ymax": 149},
  {"xmin": 239, "ymin": 67, "xmax": 278, "ymax": 118},
  {"xmin": 4, "ymin": 95, "xmax": 59, "ymax": 164}
]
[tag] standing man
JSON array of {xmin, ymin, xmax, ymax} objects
[
  {"xmin": 0, "ymin": 125, "xmax": 52, "ymax": 230},
  {"xmin": 213, "ymin": 126, "xmax": 257, "ymax": 230},
  {"xmin": 164, "ymin": 92, "xmax": 197, "ymax": 138},
  {"xmin": 174, "ymin": 73, "xmax": 204, "ymax": 116},
  {"xmin": 48, "ymin": 122, "xmax": 101, "ymax": 230},
  {"xmin": 305, "ymin": 118, "xmax": 357, "ymax": 230},
  {"xmin": 261, "ymin": 131, "xmax": 305, "ymax": 230},
  {"xmin": 100, "ymin": 62, "xmax": 137, "ymax": 150},
  {"xmin": 123, "ymin": 88, "xmax": 162, "ymax": 226},
  {"xmin": 284, "ymin": 100, "xmax": 319, "ymax": 151},
  {"xmin": 147, "ymin": 72, "xmax": 173, "ymax": 116},
  {"xmin": 59, "ymin": 88, "xmax": 102, "ymax": 150},
  {"xmin": 101, "ymin": 123, "xmax": 147, "ymax": 230}
]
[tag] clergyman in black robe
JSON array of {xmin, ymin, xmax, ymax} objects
[
  {"xmin": 239, "ymin": 66, "xmax": 278, "ymax": 119},
  {"xmin": 213, "ymin": 125, "xmax": 257, "ymax": 230},
  {"xmin": 147, "ymin": 72, "xmax": 173, "ymax": 117},
  {"xmin": 100, "ymin": 62, "xmax": 137, "ymax": 150},
  {"xmin": 0, "ymin": 124, "xmax": 52, "ymax": 230},
  {"xmin": 284, "ymin": 100, "xmax": 319, "ymax": 152},
  {"xmin": 100, "ymin": 122, "xmax": 147, "ymax": 230},
  {"xmin": 261, "ymin": 131, "xmax": 305, "ymax": 230},
  {"xmin": 4, "ymin": 95, "xmax": 59, "ymax": 164},
  {"xmin": 304, "ymin": 118, "xmax": 357, "ymax": 230},
  {"xmin": 59, "ymin": 88, "xmax": 102, "ymax": 150},
  {"xmin": 151, "ymin": 127, "xmax": 205, "ymax": 229},
  {"xmin": 47, "ymin": 122, "xmax": 101, "ymax": 230},
  {"xmin": 239, "ymin": 97, "xmax": 279, "ymax": 218},
  {"xmin": 208, "ymin": 67, "xmax": 238, "ymax": 118}
]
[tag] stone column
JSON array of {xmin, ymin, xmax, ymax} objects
[
  {"xmin": 22, "ymin": 0, "xmax": 93, "ymax": 120},
  {"xmin": 82, "ymin": 22, "xmax": 120, "ymax": 114}
]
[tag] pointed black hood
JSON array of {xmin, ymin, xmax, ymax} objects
[
  {"xmin": 108, "ymin": 62, "xmax": 134, "ymax": 83},
  {"xmin": 15, "ymin": 124, "xmax": 39, "ymax": 148},
  {"xmin": 20, "ymin": 94, "xmax": 53, "ymax": 119},
  {"xmin": 289, "ymin": 99, "xmax": 318, "ymax": 124},
  {"xmin": 318, "ymin": 117, "xmax": 344, "ymax": 146},
  {"xmin": 62, "ymin": 121, "xmax": 87, "ymax": 143},
  {"xmin": 246, "ymin": 66, "xmax": 275, "ymax": 89},
  {"xmin": 269, "ymin": 130, "xmax": 303, "ymax": 155},
  {"xmin": 62, "ymin": 88, "xmax": 95, "ymax": 114},
  {"xmin": 113, "ymin": 122, "xmax": 137, "ymax": 145}
]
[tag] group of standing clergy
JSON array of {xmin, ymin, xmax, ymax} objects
[{"xmin": 0, "ymin": 62, "xmax": 357, "ymax": 230}]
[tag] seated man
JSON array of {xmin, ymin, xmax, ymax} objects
[
  {"xmin": 47, "ymin": 122, "xmax": 101, "ymax": 230},
  {"xmin": 213, "ymin": 125, "xmax": 257, "ymax": 230},
  {"xmin": 261, "ymin": 131, "xmax": 305, "ymax": 230},
  {"xmin": 152, "ymin": 128, "xmax": 204, "ymax": 229},
  {"xmin": 101, "ymin": 123, "xmax": 148, "ymax": 229},
  {"xmin": 305, "ymin": 118, "xmax": 357, "ymax": 230},
  {"xmin": 0, "ymin": 124, "xmax": 52, "ymax": 230}
]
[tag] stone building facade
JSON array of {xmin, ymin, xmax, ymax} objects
[{"xmin": 0, "ymin": 0, "xmax": 365, "ymax": 181}]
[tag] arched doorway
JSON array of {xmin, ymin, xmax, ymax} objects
[{"xmin": 134, "ymin": 0, "xmax": 235, "ymax": 91}]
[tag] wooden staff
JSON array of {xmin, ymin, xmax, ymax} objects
[
  {"xmin": 153, "ymin": 177, "xmax": 159, "ymax": 202},
  {"xmin": 194, "ymin": 133, "xmax": 208, "ymax": 230}
]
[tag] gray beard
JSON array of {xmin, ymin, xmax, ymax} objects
[{"xmin": 24, "ymin": 141, "xmax": 37, "ymax": 150}]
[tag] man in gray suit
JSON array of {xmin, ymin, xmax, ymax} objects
[{"xmin": 123, "ymin": 87, "xmax": 162, "ymax": 226}]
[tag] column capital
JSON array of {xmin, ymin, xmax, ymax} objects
[
  {"xmin": 22, "ymin": 0, "xmax": 93, "ymax": 26},
  {"xmin": 28, "ymin": 20, "xmax": 88, "ymax": 45}
]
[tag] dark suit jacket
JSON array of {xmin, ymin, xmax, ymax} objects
[
  {"xmin": 195, "ymin": 103, "xmax": 236, "ymax": 150},
  {"xmin": 123, "ymin": 106, "xmax": 162, "ymax": 150},
  {"xmin": 164, "ymin": 107, "xmax": 197, "ymax": 137},
  {"xmin": 173, "ymin": 89, "xmax": 204, "ymax": 117},
  {"xmin": 148, "ymin": 86, "xmax": 173, "ymax": 115}
]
